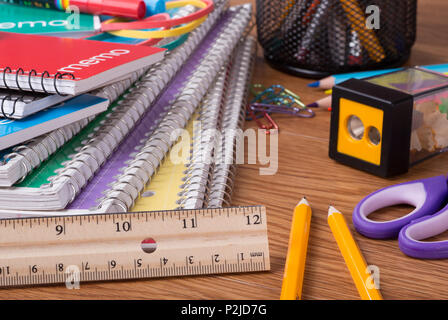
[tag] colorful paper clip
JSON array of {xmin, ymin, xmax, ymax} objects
[
  {"xmin": 250, "ymin": 103, "xmax": 315, "ymax": 118},
  {"xmin": 247, "ymin": 85, "xmax": 315, "ymax": 133},
  {"xmin": 247, "ymin": 107, "xmax": 279, "ymax": 134}
]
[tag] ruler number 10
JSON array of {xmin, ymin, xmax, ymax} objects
[{"xmin": 115, "ymin": 221, "xmax": 131, "ymax": 232}]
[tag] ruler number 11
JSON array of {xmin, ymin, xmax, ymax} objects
[{"xmin": 182, "ymin": 218, "xmax": 197, "ymax": 229}]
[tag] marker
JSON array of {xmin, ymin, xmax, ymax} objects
[
  {"xmin": 0, "ymin": 0, "xmax": 146, "ymax": 19},
  {"xmin": 144, "ymin": 0, "xmax": 166, "ymax": 17},
  {"xmin": 327, "ymin": 206, "xmax": 383, "ymax": 300},
  {"xmin": 280, "ymin": 197, "xmax": 312, "ymax": 300}
]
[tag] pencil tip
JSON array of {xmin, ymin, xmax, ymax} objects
[
  {"xmin": 328, "ymin": 206, "xmax": 340, "ymax": 217},
  {"xmin": 308, "ymin": 81, "xmax": 320, "ymax": 88},
  {"xmin": 306, "ymin": 102, "xmax": 318, "ymax": 108},
  {"xmin": 297, "ymin": 197, "xmax": 309, "ymax": 206}
]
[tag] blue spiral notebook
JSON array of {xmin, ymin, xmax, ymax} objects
[{"xmin": 0, "ymin": 94, "xmax": 108, "ymax": 150}]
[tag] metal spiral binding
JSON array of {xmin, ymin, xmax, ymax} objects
[
  {"xmin": 176, "ymin": 66, "xmax": 229, "ymax": 209},
  {"xmin": 97, "ymin": 3, "xmax": 253, "ymax": 213},
  {"xmin": 43, "ymin": 0, "xmax": 234, "ymax": 208},
  {"xmin": 1, "ymin": 66, "xmax": 76, "ymax": 95},
  {"xmin": 0, "ymin": 93, "xmax": 28, "ymax": 119},
  {"xmin": 208, "ymin": 36, "xmax": 257, "ymax": 208}
]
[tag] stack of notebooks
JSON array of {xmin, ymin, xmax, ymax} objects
[
  {"xmin": 0, "ymin": 1, "xmax": 256, "ymax": 218},
  {"xmin": 0, "ymin": 31, "xmax": 166, "ymax": 148}
]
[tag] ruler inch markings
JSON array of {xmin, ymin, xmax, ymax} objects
[{"xmin": 0, "ymin": 206, "xmax": 269, "ymax": 288}]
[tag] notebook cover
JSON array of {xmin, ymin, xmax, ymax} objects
[
  {"xmin": 0, "ymin": 94, "xmax": 108, "ymax": 150},
  {"xmin": 0, "ymin": 3, "xmax": 99, "ymax": 36},
  {"xmin": 0, "ymin": 32, "xmax": 165, "ymax": 89}
]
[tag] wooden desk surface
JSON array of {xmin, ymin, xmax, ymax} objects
[{"xmin": 2, "ymin": 0, "xmax": 448, "ymax": 300}]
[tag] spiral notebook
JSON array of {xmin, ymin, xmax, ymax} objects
[
  {"xmin": 0, "ymin": 93, "xmax": 109, "ymax": 151},
  {"xmin": 0, "ymin": 31, "xmax": 165, "ymax": 95},
  {"xmin": 208, "ymin": 36, "xmax": 255, "ymax": 208},
  {"xmin": 0, "ymin": 1, "xmax": 249, "ymax": 212},
  {"xmin": 0, "ymin": 69, "xmax": 145, "ymax": 187},
  {"xmin": 0, "ymin": 89, "xmax": 74, "ymax": 119}
]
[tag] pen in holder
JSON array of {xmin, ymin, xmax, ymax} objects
[{"xmin": 255, "ymin": 0, "xmax": 417, "ymax": 78}]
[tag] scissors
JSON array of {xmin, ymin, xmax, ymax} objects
[{"xmin": 353, "ymin": 175, "xmax": 448, "ymax": 259}]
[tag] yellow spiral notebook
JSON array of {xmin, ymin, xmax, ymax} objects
[{"xmin": 131, "ymin": 112, "xmax": 199, "ymax": 212}]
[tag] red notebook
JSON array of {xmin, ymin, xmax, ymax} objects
[{"xmin": 0, "ymin": 32, "xmax": 165, "ymax": 95}]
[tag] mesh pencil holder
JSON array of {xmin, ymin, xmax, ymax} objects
[{"xmin": 256, "ymin": 0, "xmax": 417, "ymax": 78}]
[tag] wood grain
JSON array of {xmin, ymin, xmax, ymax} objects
[{"xmin": 1, "ymin": 0, "xmax": 447, "ymax": 300}]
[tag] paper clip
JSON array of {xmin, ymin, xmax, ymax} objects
[
  {"xmin": 247, "ymin": 106, "xmax": 279, "ymax": 134},
  {"xmin": 250, "ymin": 103, "xmax": 315, "ymax": 118},
  {"xmin": 252, "ymin": 87, "xmax": 284, "ymax": 105},
  {"xmin": 247, "ymin": 85, "xmax": 313, "ymax": 129},
  {"xmin": 283, "ymin": 88, "xmax": 307, "ymax": 109},
  {"xmin": 251, "ymin": 84, "xmax": 307, "ymax": 109}
]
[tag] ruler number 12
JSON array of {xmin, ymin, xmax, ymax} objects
[{"xmin": 246, "ymin": 214, "xmax": 261, "ymax": 225}]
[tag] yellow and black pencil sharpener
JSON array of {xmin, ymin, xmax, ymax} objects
[{"xmin": 329, "ymin": 68, "xmax": 448, "ymax": 177}]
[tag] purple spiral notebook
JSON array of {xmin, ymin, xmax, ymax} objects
[{"xmin": 68, "ymin": 11, "xmax": 232, "ymax": 210}]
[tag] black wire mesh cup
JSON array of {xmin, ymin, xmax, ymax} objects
[{"xmin": 256, "ymin": 0, "xmax": 417, "ymax": 78}]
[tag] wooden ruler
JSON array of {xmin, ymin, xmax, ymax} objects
[{"xmin": 0, "ymin": 206, "xmax": 270, "ymax": 287}]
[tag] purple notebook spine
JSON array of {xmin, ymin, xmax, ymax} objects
[{"xmin": 68, "ymin": 11, "xmax": 232, "ymax": 210}]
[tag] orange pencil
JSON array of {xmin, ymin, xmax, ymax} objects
[{"xmin": 280, "ymin": 197, "xmax": 312, "ymax": 300}]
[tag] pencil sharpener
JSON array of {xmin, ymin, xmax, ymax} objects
[{"xmin": 329, "ymin": 68, "xmax": 448, "ymax": 177}]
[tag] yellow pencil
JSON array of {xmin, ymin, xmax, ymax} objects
[
  {"xmin": 327, "ymin": 206, "xmax": 383, "ymax": 300},
  {"xmin": 280, "ymin": 197, "xmax": 312, "ymax": 300},
  {"xmin": 339, "ymin": 0, "xmax": 386, "ymax": 63}
]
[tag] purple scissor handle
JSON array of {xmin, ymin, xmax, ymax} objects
[
  {"xmin": 399, "ymin": 201, "xmax": 448, "ymax": 259},
  {"xmin": 353, "ymin": 175, "xmax": 448, "ymax": 240}
]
